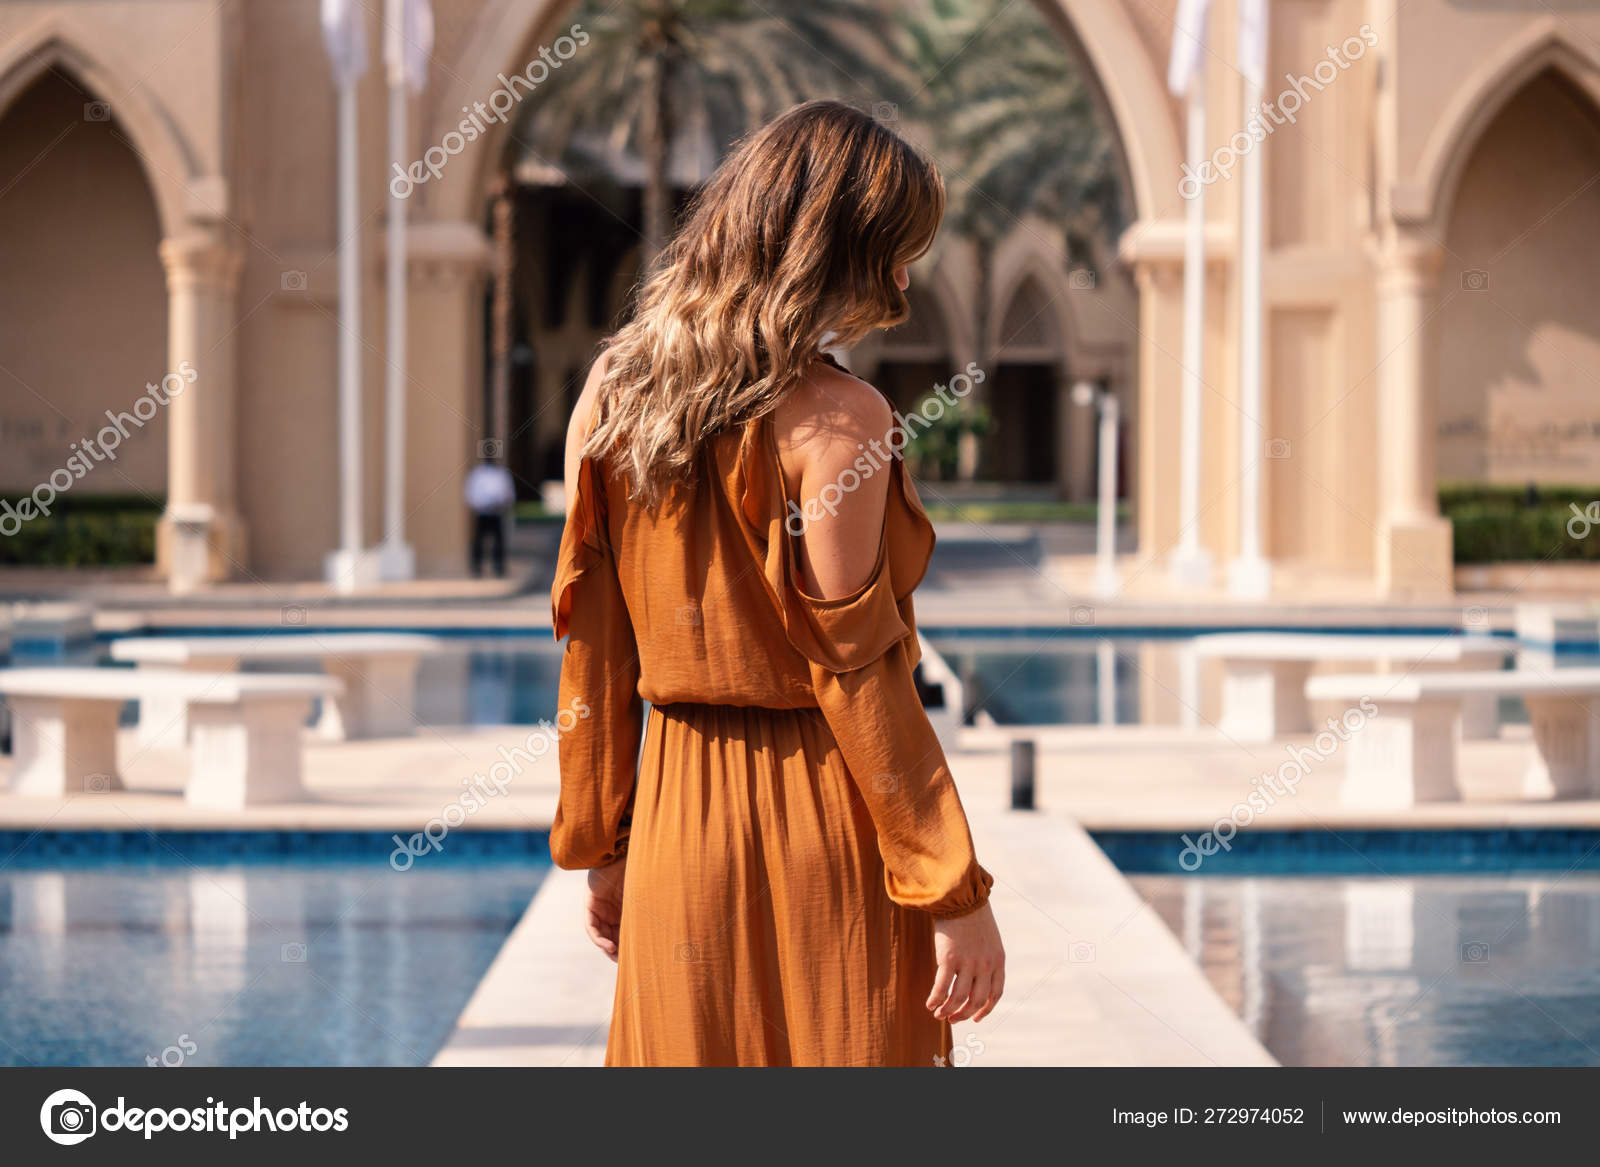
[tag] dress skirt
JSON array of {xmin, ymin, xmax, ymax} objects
[{"xmin": 605, "ymin": 701, "xmax": 952, "ymax": 1067}]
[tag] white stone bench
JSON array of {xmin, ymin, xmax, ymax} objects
[
  {"xmin": 1306, "ymin": 668, "xmax": 1600, "ymax": 807},
  {"xmin": 109, "ymin": 632, "xmax": 443, "ymax": 745},
  {"xmin": 0, "ymin": 667, "xmax": 342, "ymax": 808},
  {"xmin": 1193, "ymin": 632, "xmax": 1509, "ymax": 743}
]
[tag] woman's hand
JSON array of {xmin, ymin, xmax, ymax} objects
[
  {"xmin": 928, "ymin": 902, "xmax": 1005, "ymax": 1022},
  {"xmin": 584, "ymin": 855, "xmax": 627, "ymax": 961}
]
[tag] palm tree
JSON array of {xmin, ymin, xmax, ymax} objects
[
  {"xmin": 905, "ymin": 0, "xmax": 1124, "ymax": 378},
  {"xmin": 515, "ymin": 0, "xmax": 915, "ymax": 264}
]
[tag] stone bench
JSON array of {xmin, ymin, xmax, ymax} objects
[
  {"xmin": 109, "ymin": 632, "xmax": 443, "ymax": 745},
  {"xmin": 0, "ymin": 667, "xmax": 341, "ymax": 808},
  {"xmin": 1193, "ymin": 632, "xmax": 1510, "ymax": 743},
  {"xmin": 1305, "ymin": 668, "xmax": 1600, "ymax": 807}
]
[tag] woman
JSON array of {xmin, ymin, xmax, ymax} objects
[{"xmin": 551, "ymin": 100, "xmax": 1003, "ymax": 1067}]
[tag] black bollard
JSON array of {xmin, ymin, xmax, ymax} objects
[{"xmin": 1010, "ymin": 739, "xmax": 1036, "ymax": 811}]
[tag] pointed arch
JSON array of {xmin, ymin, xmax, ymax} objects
[
  {"xmin": 0, "ymin": 18, "xmax": 197, "ymax": 237},
  {"xmin": 1404, "ymin": 21, "xmax": 1600, "ymax": 229},
  {"xmin": 424, "ymin": 0, "xmax": 1181, "ymax": 228}
]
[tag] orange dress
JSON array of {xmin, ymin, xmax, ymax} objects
[{"xmin": 550, "ymin": 404, "xmax": 993, "ymax": 1067}]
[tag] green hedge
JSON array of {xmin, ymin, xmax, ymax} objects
[
  {"xmin": 1441, "ymin": 483, "xmax": 1600, "ymax": 565},
  {"xmin": 0, "ymin": 494, "xmax": 161, "ymax": 567}
]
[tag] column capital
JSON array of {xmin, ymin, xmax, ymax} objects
[
  {"xmin": 159, "ymin": 235, "xmax": 244, "ymax": 295},
  {"xmin": 1118, "ymin": 216, "xmax": 1235, "ymax": 282},
  {"xmin": 1375, "ymin": 228, "xmax": 1446, "ymax": 296},
  {"xmin": 403, "ymin": 220, "xmax": 493, "ymax": 291}
]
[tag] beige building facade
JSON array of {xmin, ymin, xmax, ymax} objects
[{"xmin": 0, "ymin": 1, "xmax": 1596, "ymax": 596}]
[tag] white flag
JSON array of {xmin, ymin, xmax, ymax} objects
[
  {"xmin": 384, "ymin": 0, "xmax": 434, "ymax": 93},
  {"xmin": 321, "ymin": 0, "xmax": 369, "ymax": 88},
  {"xmin": 1167, "ymin": 0, "xmax": 1211, "ymax": 97},
  {"xmin": 1238, "ymin": 0, "xmax": 1268, "ymax": 90}
]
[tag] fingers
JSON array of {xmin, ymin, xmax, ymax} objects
[
  {"xmin": 585, "ymin": 903, "xmax": 620, "ymax": 961},
  {"xmin": 971, "ymin": 964, "xmax": 1004, "ymax": 1022},
  {"xmin": 926, "ymin": 960, "xmax": 956, "ymax": 1015},
  {"xmin": 947, "ymin": 966, "xmax": 990, "ymax": 1023}
]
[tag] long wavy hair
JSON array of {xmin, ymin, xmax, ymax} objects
[{"xmin": 584, "ymin": 99, "xmax": 945, "ymax": 506}]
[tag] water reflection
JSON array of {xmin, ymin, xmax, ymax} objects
[
  {"xmin": 0, "ymin": 861, "xmax": 545, "ymax": 1066},
  {"xmin": 1134, "ymin": 873, "xmax": 1600, "ymax": 1066}
]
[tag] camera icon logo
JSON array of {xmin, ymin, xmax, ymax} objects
[
  {"xmin": 1461, "ymin": 269, "xmax": 1489, "ymax": 291},
  {"xmin": 83, "ymin": 102, "xmax": 111, "ymax": 122},
  {"xmin": 281, "ymin": 270, "xmax": 308, "ymax": 292},
  {"xmin": 1069, "ymin": 268, "xmax": 1096, "ymax": 291},
  {"xmin": 40, "ymin": 1088, "xmax": 97, "ymax": 1145},
  {"xmin": 1265, "ymin": 437, "xmax": 1292, "ymax": 459},
  {"xmin": 281, "ymin": 941, "xmax": 308, "ymax": 963},
  {"xmin": 478, "ymin": 438, "xmax": 504, "ymax": 459}
]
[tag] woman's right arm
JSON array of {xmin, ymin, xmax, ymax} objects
[{"xmin": 783, "ymin": 375, "xmax": 1004, "ymax": 1022}]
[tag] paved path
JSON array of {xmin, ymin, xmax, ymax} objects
[{"xmin": 432, "ymin": 751, "xmax": 1274, "ymax": 1068}]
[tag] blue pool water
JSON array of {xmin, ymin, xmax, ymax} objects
[
  {"xmin": 7, "ymin": 636, "xmax": 565, "ymax": 730},
  {"xmin": 16, "ymin": 622, "xmax": 1584, "ymax": 730},
  {"xmin": 1105, "ymin": 831, "xmax": 1600, "ymax": 1067},
  {"xmin": 0, "ymin": 835, "xmax": 548, "ymax": 1067}
]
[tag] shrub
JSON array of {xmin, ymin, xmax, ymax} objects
[
  {"xmin": 0, "ymin": 494, "xmax": 161, "ymax": 567},
  {"xmin": 1440, "ymin": 483, "xmax": 1600, "ymax": 564}
]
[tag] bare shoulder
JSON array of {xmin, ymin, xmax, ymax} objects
[
  {"xmin": 771, "ymin": 359, "xmax": 895, "ymax": 480},
  {"xmin": 773, "ymin": 360, "xmax": 897, "ymax": 599}
]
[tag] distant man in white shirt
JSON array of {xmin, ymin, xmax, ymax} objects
[{"xmin": 464, "ymin": 457, "xmax": 516, "ymax": 578}]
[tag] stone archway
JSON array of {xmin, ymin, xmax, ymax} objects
[
  {"xmin": 0, "ymin": 25, "xmax": 244, "ymax": 590},
  {"xmin": 424, "ymin": 0, "xmax": 1179, "ymax": 230},
  {"xmin": 0, "ymin": 68, "xmax": 168, "ymax": 513},
  {"xmin": 1435, "ymin": 68, "xmax": 1600, "ymax": 487}
]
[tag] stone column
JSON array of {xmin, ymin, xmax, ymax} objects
[
  {"xmin": 1058, "ymin": 370, "xmax": 1096, "ymax": 502},
  {"xmin": 157, "ymin": 235, "xmax": 245, "ymax": 593},
  {"xmin": 1375, "ymin": 230, "xmax": 1453, "ymax": 597},
  {"xmin": 404, "ymin": 221, "xmax": 492, "ymax": 577}
]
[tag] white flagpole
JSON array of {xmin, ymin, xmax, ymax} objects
[
  {"xmin": 323, "ymin": 0, "xmax": 377, "ymax": 593},
  {"xmin": 378, "ymin": 0, "xmax": 430, "ymax": 582},
  {"xmin": 1168, "ymin": 0, "xmax": 1213, "ymax": 589},
  {"xmin": 1229, "ymin": 0, "xmax": 1272, "ymax": 598}
]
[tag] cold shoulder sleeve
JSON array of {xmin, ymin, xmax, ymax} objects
[
  {"xmin": 738, "ymin": 418, "xmax": 993, "ymax": 917},
  {"xmin": 549, "ymin": 450, "xmax": 643, "ymax": 869}
]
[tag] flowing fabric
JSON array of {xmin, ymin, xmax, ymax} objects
[{"xmin": 551, "ymin": 403, "xmax": 992, "ymax": 1067}]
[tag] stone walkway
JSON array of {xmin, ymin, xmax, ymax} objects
[
  {"xmin": 430, "ymin": 746, "xmax": 1275, "ymax": 1068},
  {"xmin": 4, "ymin": 717, "xmax": 1598, "ymax": 1065}
]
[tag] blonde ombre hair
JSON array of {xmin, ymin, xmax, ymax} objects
[{"xmin": 584, "ymin": 100, "xmax": 945, "ymax": 505}]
